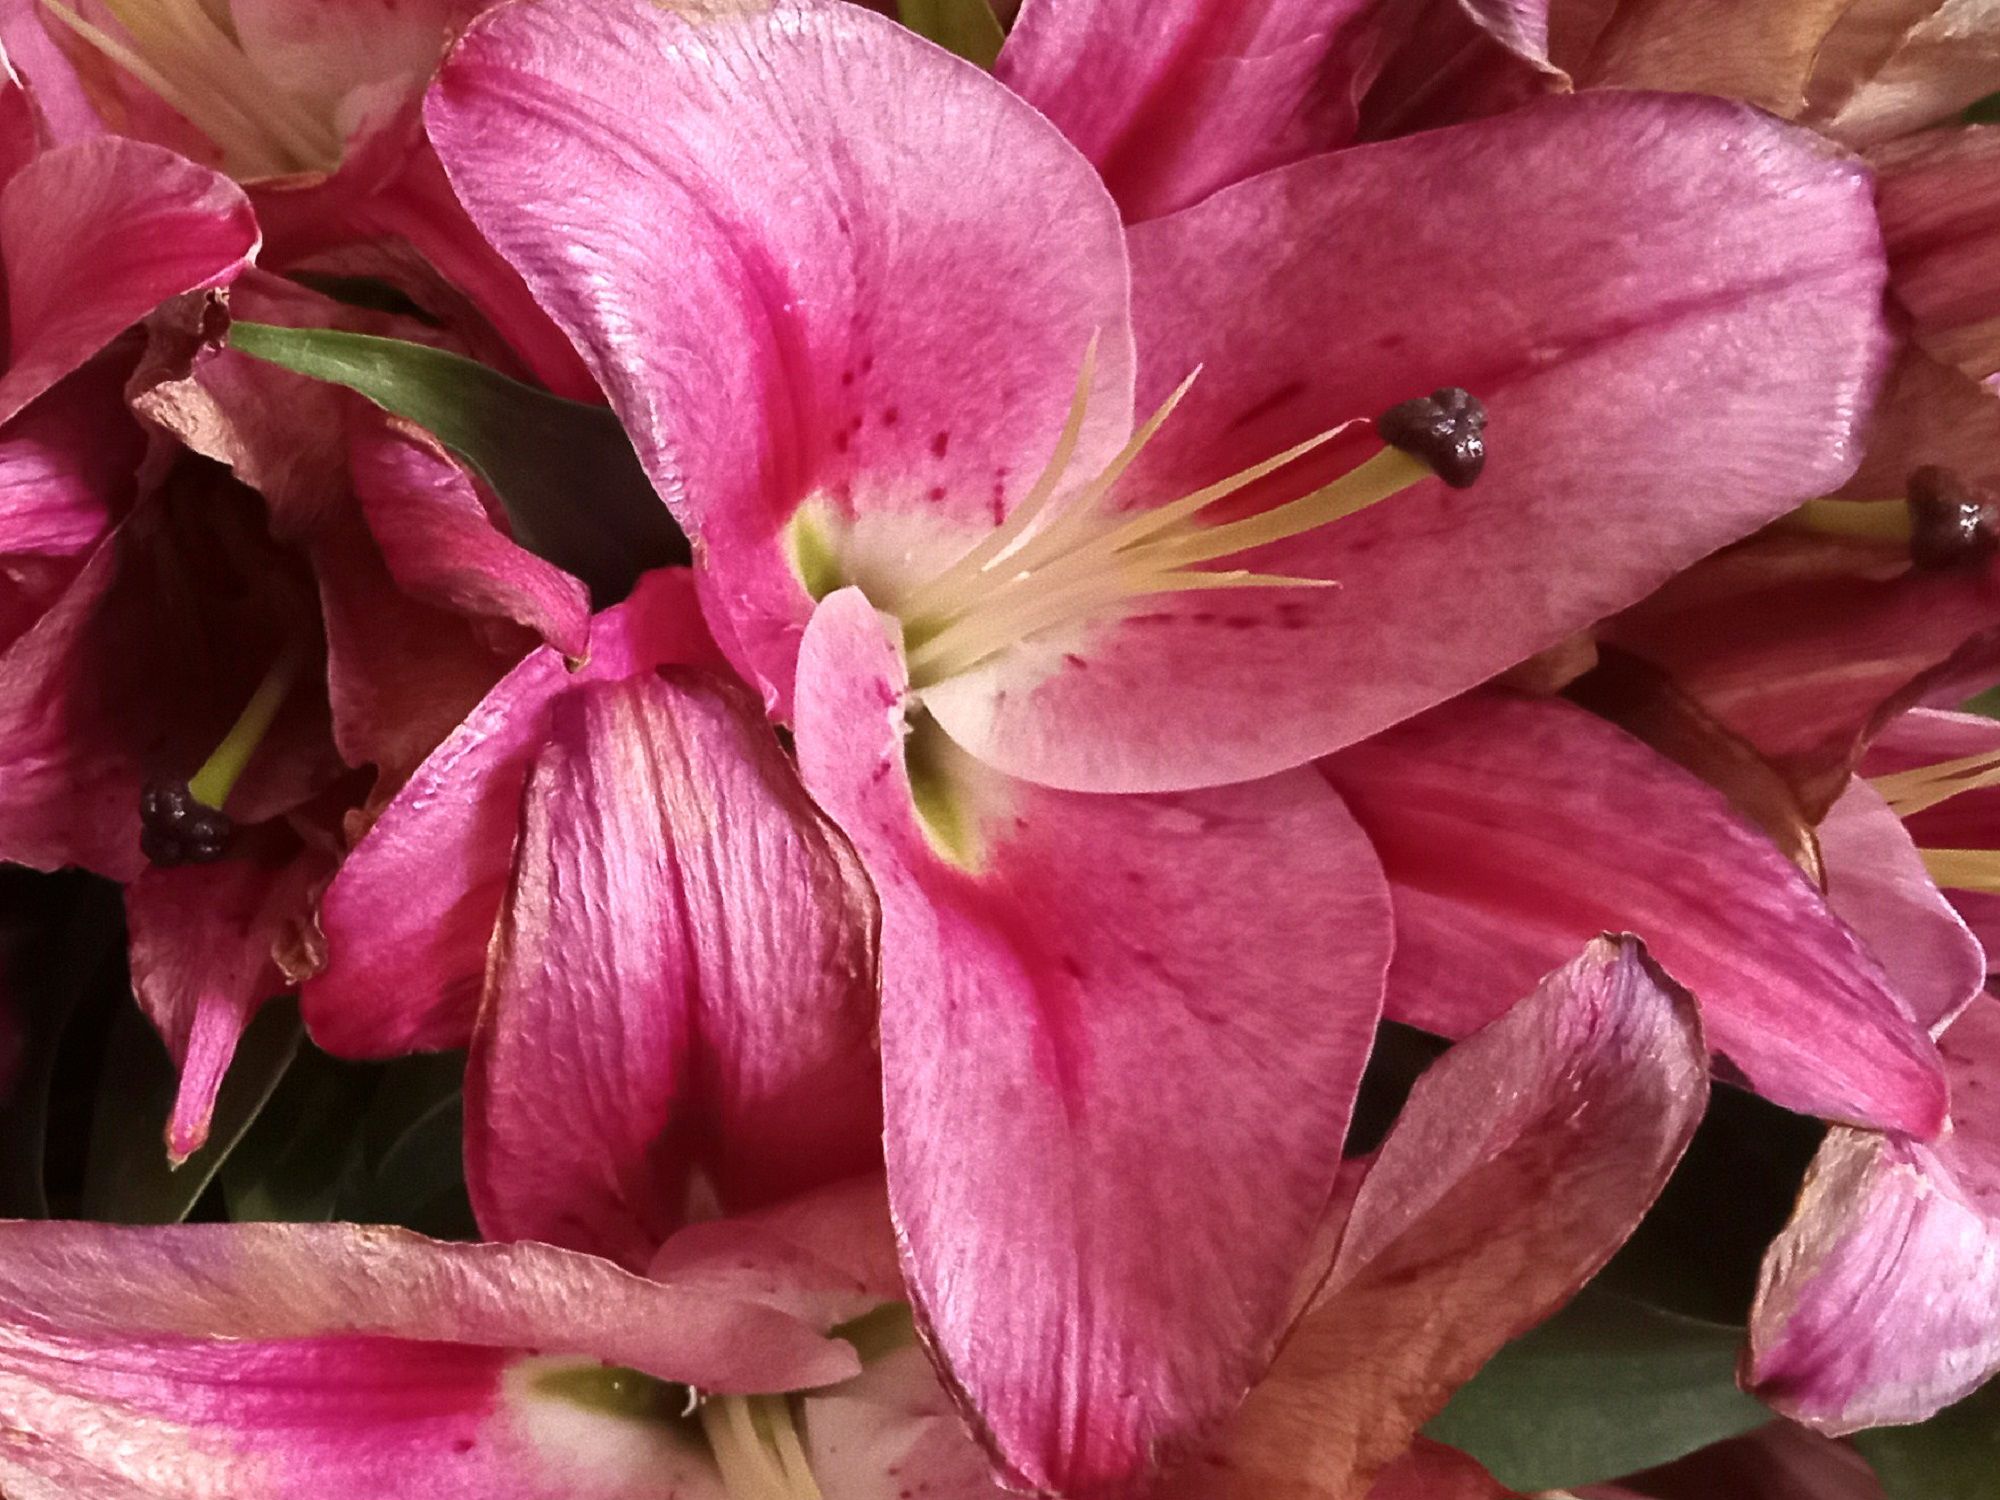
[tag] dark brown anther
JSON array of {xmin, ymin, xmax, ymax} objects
[
  {"xmin": 1907, "ymin": 466, "xmax": 2000, "ymax": 570},
  {"xmin": 139, "ymin": 778, "xmax": 233, "ymax": 867},
  {"xmin": 1376, "ymin": 387, "xmax": 1487, "ymax": 488}
]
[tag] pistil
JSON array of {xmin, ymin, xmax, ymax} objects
[
  {"xmin": 138, "ymin": 640, "xmax": 305, "ymax": 867},
  {"xmin": 886, "ymin": 349, "xmax": 1487, "ymax": 691}
]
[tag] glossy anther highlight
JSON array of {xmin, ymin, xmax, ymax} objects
[
  {"xmin": 1907, "ymin": 466, "xmax": 2000, "ymax": 571},
  {"xmin": 139, "ymin": 778, "xmax": 234, "ymax": 867},
  {"xmin": 1376, "ymin": 387, "xmax": 1488, "ymax": 488}
]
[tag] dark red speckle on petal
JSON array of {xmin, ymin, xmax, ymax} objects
[
  {"xmin": 930, "ymin": 430, "xmax": 951, "ymax": 458},
  {"xmin": 881, "ymin": 407, "xmax": 900, "ymax": 427},
  {"xmin": 927, "ymin": 485, "xmax": 946, "ymax": 501}
]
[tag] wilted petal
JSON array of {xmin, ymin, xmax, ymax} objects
[
  {"xmin": 1818, "ymin": 779, "xmax": 1984, "ymax": 1031},
  {"xmin": 995, "ymin": 0, "xmax": 1378, "ymax": 220},
  {"xmin": 1364, "ymin": 1442, "xmax": 1520, "ymax": 1500},
  {"xmin": 466, "ymin": 671, "xmax": 879, "ymax": 1268},
  {"xmin": 1557, "ymin": 0, "xmax": 1856, "ymax": 115},
  {"xmin": 1751, "ymin": 995, "xmax": 2000, "ymax": 1429},
  {"xmin": 427, "ymin": 0, "xmax": 1136, "ymax": 714},
  {"xmin": 303, "ymin": 569, "xmax": 719, "ymax": 1057},
  {"xmin": 795, "ymin": 587, "xmax": 1393, "ymax": 1497},
  {"xmin": 1323, "ymin": 691, "xmax": 1946, "ymax": 1134},
  {"xmin": 0, "ymin": 1219, "xmax": 855, "ymax": 1499},
  {"xmin": 0, "ymin": 138, "xmax": 256, "ymax": 426},
  {"xmin": 1160, "ymin": 937, "xmax": 1705, "ymax": 1500},
  {"xmin": 1813, "ymin": 0, "xmax": 2000, "ymax": 146},
  {"xmin": 348, "ymin": 414, "xmax": 589, "ymax": 659},
  {"xmin": 1876, "ymin": 126, "xmax": 2000, "ymax": 383},
  {"xmin": 1600, "ymin": 1421, "xmax": 1885, "ymax": 1500},
  {"xmin": 124, "ymin": 839, "xmax": 320, "ymax": 1161},
  {"xmin": 924, "ymin": 92, "xmax": 1892, "ymax": 792}
]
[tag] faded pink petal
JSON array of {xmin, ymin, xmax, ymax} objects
[
  {"xmin": 1818, "ymin": 778, "xmax": 1985, "ymax": 1031},
  {"xmin": 427, "ymin": 0, "xmax": 1137, "ymax": 715},
  {"xmin": 0, "ymin": 137, "xmax": 256, "ymax": 426},
  {"xmin": 1604, "ymin": 515, "xmax": 2000, "ymax": 823},
  {"xmin": 648, "ymin": 1176, "xmax": 903, "ymax": 1332},
  {"xmin": 1812, "ymin": 0, "xmax": 2000, "ymax": 146},
  {"xmin": 347, "ymin": 414, "xmax": 589, "ymax": 659},
  {"xmin": 994, "ymin": 0, "xmax": 1378, "ymax": 221},
  {"xmin": 1750, "ymin": 995, "xmax": 2000, "ymax": 1430},
  {"xmin": 0, "ymin": 0, "xmax": 102, "ymax": 145},
  {"xmin": 466, "ymin": 671, "xmax": 879, "ymax": 1268},
  {"xmin": 124, "ymin": 837, "xmax": 321, "ymax": 1160},
  {"xmin": 303, "ymin": 569, "xmax": 720, "ymax": 1057},
  {"xmin": 0, "ymin": 1219, "xmax": 854, "ymax": 1499},
  {"xmin": 1324, "ymin": 691, "xmax": 1947, "ymax": 1134},
  {"xmin": 1353, "ymin": 0, "xmax": 1564, "ymax": 139},
  {"xmin": 923, "ymin": 92, "xmax": 1892, "ymax": 792},
  {"xmin": 795, "ymin": 587, "xmax": 1393, "ymax": 1497},
  {"xmin": 1555, "ymin": 0, "xmax": 1857, "ymax": 115},
  {"xmin": 1163, "ymin": 937, "xmax": 1706, "ymax": 1499},
  {"xmin": 1876, "ymin": 126, "xmax": 2000, "ymax": 384},
  {"xmin": 805, "ymin": 1340, "xmax": 1015, "ymax": 1500}
]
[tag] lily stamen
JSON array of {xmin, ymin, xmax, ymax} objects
[
  {"xmin": 699, "ymin": 1394, "xmax": 823, "ymax": 1500},
  {"xmin": 891, "ymin": 347, "xmax": 1487, "ymax": 691},
  {"xmin": 138, "ymin": 639, "xmax": 306, "ymax": 867},
  {"xmin": 1918, "ymin": 848, "xmax": 2000, "ymax": 894},
  {"xmin": 41, "ymin": 0, "xmax": 344, "ymax": 177},
  {"xmin": 1871, "ymin": 741, "xmax": 2000, "ymax": 897}
]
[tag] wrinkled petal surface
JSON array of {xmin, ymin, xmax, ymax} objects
[
  {"xmin": 795, "ymin": 587, "xmax": 1393, "ymax": 1497},
  {"xmin": 1324, "ymin": 691, "xmax": 1946, "ymax": 1133},
  {"xmin": 467, "ymin": 671, "xmax": 879, "ymax": 1268},
  {"xmin": 1876, "ymin": 126, "xmax": 2000, "ymax": 383},
  {"xmin": 303, "ymin": 570, "xmax": 718, "ymax": 1056},
  {"xmin": 1750, "ymin": 996, "xmax": 2000, "ymax": 1431},
  {"xmin": 1161, "ymin": 937, "xmax": 1706, "ymax": 1499}
]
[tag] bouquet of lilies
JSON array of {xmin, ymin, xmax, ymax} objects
[{"xmin": 0, "ymin": 0, "xmax": 1997, "ymax": 1495}]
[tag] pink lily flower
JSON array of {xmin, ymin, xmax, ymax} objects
[{"xmin": 417, "ymin": 1, "xmax": 1927, "ymax": 1488}]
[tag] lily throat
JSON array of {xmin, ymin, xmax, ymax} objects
[{"xmin": 794, "ymin": 343, "xmax": 1488, "ymax": 692}]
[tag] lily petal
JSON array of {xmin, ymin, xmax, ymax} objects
[
  {"xmin": 1876, "ymin": 126, "xmax": 2000, "ymax": 384},
  {"xmin": 426, "ymin": 0, "xmax": 1136, "ymax": 715},
  {"xmin": 1818, "ymin": 778, "xmax": 1985, "ymax": 1031},
  {"xmin": 923, "ymin": 91, "xmax": 1892, "ymax": 792},
  {"xmin": 348, "ymin": 414, "xmax": 590, "ymax": 659},
  {"xmin": 1323, "ymin": 691, "xmax": 1948, "ymax": 1134},
  {"xmin": 1164, "ymin": 937, "xmax": 1706, "ymax": 1500},
  {"xmin": 0, "ymin": 137, "xmax": 256, "ymax": 426},
  {"xmin": 123, "ymin": 836, "xmax": 321, "ymax": 1161},
  {"xmin": 466, "ymin": 670, "xmax": 879, "ymax": 1268},
  {"xmin": 794, "ymin": 587, "xmax": 1393, "ymax": 1497},
  {"xmin": 1750, "ymin": 995, "xmax": 2000, "ymax": 1431},
  {"xmin": 303, "ymin": 568, "xmax": 720, "ymax": 1057},
  {"xmin": 1866, "ymin": 708, "xmax": 2000, "ymax": 962},
  {"xmin": 994, "ymin": 0, "xmax": 1378, "ymax": 221},
  {"xmin": 0, "ymin": 1219, "xmax": 854, "ymax": 1499}
]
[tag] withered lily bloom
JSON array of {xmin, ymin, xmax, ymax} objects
[{"xmin": 415, "ymin": 0, "xmax": 1916, "ymax": 1489}]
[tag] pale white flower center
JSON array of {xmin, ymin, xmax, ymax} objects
[
  {"xmin": 42, "ymin": 0, "xmax": 344, "ymax": 175},
  {"xmin": 701, "ymin": 1394, "xmax": 823, "ymax": 1500},
  {"xmin": 842, "ymin": 338, "xmax": 1433, "ymax": 691}
]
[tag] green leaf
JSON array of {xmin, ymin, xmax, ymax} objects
[
  {"xmin": 1424, "ymin": 1287, "xmax": 1772, "ymax": 1490},
  {"xmin": 80, "ymin": 999, "xmax": 303, "ymax": 1224},
  {"xmin": 226, "ymin": 321, "xmax": 687, "ymax": 604},
  {"xmin": 219, "ymin": 1040, "xmax": 378, "ymax": 1222},
  {"xmin": 335, "ymin": 1053, "xmax": 478, "ymax": 1240},
  {"xmin": 899, "ymin": 0, "xmax": 1005, "ymax": 68},
  {"xmin": 1963, "ymin": 685, "xmax": 2000, "ymax": 721},
  {"xmin": 1855, "ymin": 1382, "xmax": 2000, "ymax": 1500}
]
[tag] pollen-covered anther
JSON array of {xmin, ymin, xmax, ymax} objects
[
  {"xmin": 1906, "ymin": 466, "xmax": 2000, "ymax": 571},
  {"xmin": 139, "ymin": 778, "xmax": 234, "ymax": 867},
  {"xmin": 1376, "ymin": 387, "xmax": 1488, "ymax": 488}
]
